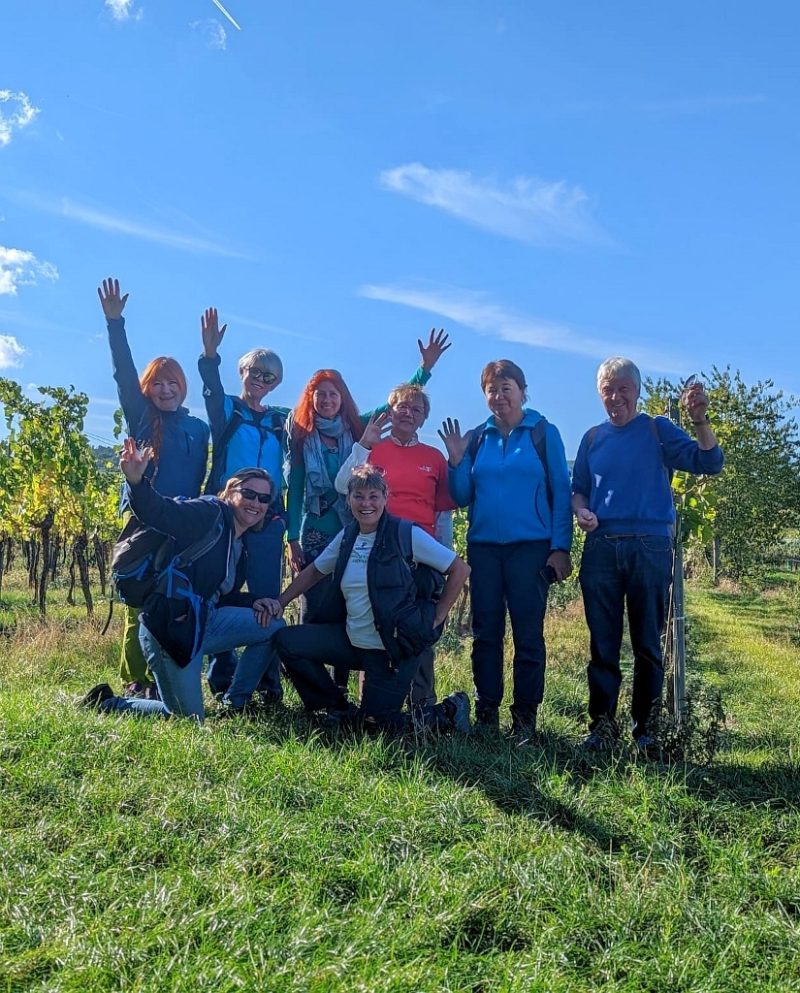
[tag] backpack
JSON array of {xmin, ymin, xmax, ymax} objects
[
  {"xmin": 111, "ymin": 505, "xmax": 225, "ymax": 608},
  {"xmin": 205, "ymin": 403, "xmax": 287, "ymax": 495},
  {"xmin": 396, "ymin": 518, "xmax": 445, "ymax": 603},
  {"xmin": 467, "ymin": 416, "xmax": 552, "ymax": 510}
]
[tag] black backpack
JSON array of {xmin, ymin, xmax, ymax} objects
[
  {"xmin": 111, "ymin": 504, "xmax": 224, "ymax": 608},
  {"xmin": 466, "ymin": 416, "xmax": 552, "ymax": 510}
]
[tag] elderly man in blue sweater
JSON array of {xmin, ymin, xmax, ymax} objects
[{"xmin": 572, "ymin": 357, "xmax": 724, "ymax": 751}]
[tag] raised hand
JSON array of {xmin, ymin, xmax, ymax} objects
[
  {"xmin": 438, "ymin": 417, "xmax": 472, "ymax": 466},
  {"xmin": 418, "ymin": 328, "xmax": 451, "ymax": 372},
  {"xmin": 681, "ymin": 380, "xmax": 710, "ymax": 423},
  {"xmin": 201, "ymin": 307, "xmax": 227, "ymax": 358},
  {"xmin": 97, "ymin": 277, "xmax": 129, "ymax": 320},
  {"xmin": 359, "ymin": 411, "xmax": 392, "ymax": 449},
  {"xmin": 119, "ymin": 436, "xmax": 153, "ymax": 485}
]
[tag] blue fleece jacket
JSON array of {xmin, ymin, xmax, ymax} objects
[
  {"xmin": 198, "ymin": 352, "xmax": 290, "ymax": 498},
  {"xmin": 448, "ymin": 409, "xmax": 573, "ymax": 549},
  {"xmin": 571, "ymin": 413, "xmax": 724, "ymax": 536},
  {"xmin": 108, "ymin": 317, "xmax": 209, "ymax": 501}
]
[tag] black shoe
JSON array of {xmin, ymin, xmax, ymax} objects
[
  {"xmin": 256, "ymin": 689, "xmax": 283, "ymax": 709},
  {"xmin": 634, "ymin": 733, "xmax": 660, "ymax": 758},
  {"xmin": 581, "ymin": 715, "xmax": 620, "ymax": 753},
  {"xmin": 510, "ymin": 706, "xmax": 538, "ymax": 742},
  {"xmin": 80, "ymin": 683, "xmax": 115, "ymax": 709},
  {"xmin": 475, "ymin": 706, "xmax": 500, "ymax": 730}
]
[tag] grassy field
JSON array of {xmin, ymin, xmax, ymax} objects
[{"xmin": 1, "ymin": 570, "xmax": 799, "ymax": 992}]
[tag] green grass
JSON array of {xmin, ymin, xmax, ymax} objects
[{"xmin": 1, "ymin": 571, "xmax": 800, "ymax": 992}]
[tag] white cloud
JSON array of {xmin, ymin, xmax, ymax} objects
[
  {"xmin": 105, "ymin": 0, "xmax": 143, "ymax": 21},
  {"xmin": 0, "ymin": 246, "xmax": 58, "ymax": 296},
  {"xmin": 359, "ymin": 282, "xmax": 683, "ymax": 372},
  {"xmin": 225, "ymin": 314, "xmax": 319, "ymax": 341},
  {"xmin": 379, "ymin": 163, "xmax": 613, "ymax": 247},
  {"xmin": 0, "ymin": 90, "xmax": 40, "ymax": 147},
  {"xmin": 191, "ymin": 19, "xmax": 227, "ymax": 50},
  {"xmin": 0, "ymin": 334, "xmax": 26, "ymax": 369},
  {"xmin": 15, "ymin": 192, "xmax": 251, "ymax": 259}
]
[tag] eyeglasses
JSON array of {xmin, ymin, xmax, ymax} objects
[
  {"xmin": 236, "ymin": 487, "xmax": 272, "ymax": 504},
  {"xmin": 394, "ymin": 403, "xmax": 426, "ymax": 416},
  {"xmin": 246, "ymin": 368, "xmax": 277, "ymax": 384}
]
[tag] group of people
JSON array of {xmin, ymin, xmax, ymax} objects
[{"xmin": 82, "ymin": 277, "xmax": 724, "ymax": 749}]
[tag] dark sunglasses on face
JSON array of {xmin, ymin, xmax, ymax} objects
[
  {"xmin": 236, "ymin": 487, "xmax": 272, "ymax": 504},
  {"xmin": 246, "ymin": 368, "xmax": 277, "ymax": 384}
]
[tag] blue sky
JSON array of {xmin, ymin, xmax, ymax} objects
[{"xmin": 1, "ymin": 0, "xmax": 798, "ymax": 457}]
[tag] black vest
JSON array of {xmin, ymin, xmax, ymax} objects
[{"xmin": 313, "ymin": 513, "xmax": 439, "ymax": 666}]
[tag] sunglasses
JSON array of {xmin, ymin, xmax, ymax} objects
[
  {"xmin": 236, "ymin": 487, "xmax": 272, "ymax": 504},
  {"xmin": 246, "ymin": 368, "xmax": 277, "ymax": 384}
]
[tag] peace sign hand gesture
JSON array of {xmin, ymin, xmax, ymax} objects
[
  {"xmin": 438, "ymin": 417, "xmax": 472, "ymax": 467},
  {"xmin": 119, "ymin": 436, "xmax": 153, "ymax": 485},
  {"xmin": 97, "ymin": 277, "xmax": 129, "ymax": 320},
  {"xmin": 201, "ymin": 307, "xmax": 227, "ymax": 358}
]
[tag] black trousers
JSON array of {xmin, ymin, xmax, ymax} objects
[{"xmin": 275, "ymin": 623, "xmax": 449, "ymax": 733}]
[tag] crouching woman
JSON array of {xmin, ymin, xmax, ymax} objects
[
  {"xmin": 81, "ymin": 438, "xmax": 285, "ymax": 720},
  {"xmin": 265, "ymin": 465, "xmax": 472, "ymax": 733}
]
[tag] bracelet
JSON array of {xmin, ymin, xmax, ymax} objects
[{"xmin": 691, "ymin": 416, "xmax": 710, "ymax": 425}]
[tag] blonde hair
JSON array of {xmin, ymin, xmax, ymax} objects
[{"xmin": 387, "ymin": 383, "xmax": 430, "ymax": 420}]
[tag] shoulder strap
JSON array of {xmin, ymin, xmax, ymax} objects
[
  {"xmin": 173, "ymin": 506, "xmax": 225, "ymax": 568},
  {"xmin": 530, "ymin": 417, "xmax": 551, "ymax": 511},
  {"xmin": 648, "ymin": 414, "xmax": 674, "ymax": 484},
  {"xmin": 397, "ymin": 517, "xmax": 414, "ymax": 564},
  {"xmin": 466, "ymin": 423, "xmax": 486, "ymax": 463}
]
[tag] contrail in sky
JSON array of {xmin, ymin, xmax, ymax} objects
[{"xmin": 210, "ymin": 0, "xmax": 241, "ymax": 30}]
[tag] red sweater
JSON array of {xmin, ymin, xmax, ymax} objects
[{"xmin": 368, "ymin": 439, "xmax": 456, "ymax": 536}]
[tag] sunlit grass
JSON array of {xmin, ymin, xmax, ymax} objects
[{"xmin": 1, "ymin": 569, "xmax": 799, "ymax": 991}]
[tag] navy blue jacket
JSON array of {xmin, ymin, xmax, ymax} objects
[
  {"xmin": 108, "ymin": 317, "xmax": 209, "ymax": 501},
  {"xmin": 126, "ymin": 479, "xmax": 253, "ymax": 609}
]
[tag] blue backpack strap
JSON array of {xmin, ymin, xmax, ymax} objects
[{"xmin": 466, "ymin": 423, "xmax": 487, "ymax": 464}]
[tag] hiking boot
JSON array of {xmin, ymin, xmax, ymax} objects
[
  {"xmin": 475, "ymin": 705, "xmax": 500, "ymax": 731},
  {"xmin": 510, "ymin": 706, "xmax": 538, "ymax": 743},
  {"xmin": 444, "ymin": 691, "xmax": 472, "ymax": 734},
  {"xmin": 581, "ymin": 715, "xmax": 620, "ymax": 753},
  {"xmin": 634, "ymin": 733, "xmax": 660, "ymax": 758},
  {"xmin": 144, "ymin": 683, "xmax": 161, "ymax": 701},
  {"xmin": 256, "ymin": 689, "xmax": 283, "ymax": 709},
  {"xmin": 80, "ymin": 683, "xmax": 115, "ymax": 710}
]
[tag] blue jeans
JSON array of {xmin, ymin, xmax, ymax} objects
[
  {"xmin": 467, "ymin": 540, "xmax": 551, "ymax": 724},
  {"xmin": 206, "ymin": 516, "xmax": 285, "ymax": 695},
  {"xmin": 103, "ymin": 606, "xmax": 285, "ymax": 720},
  {"xmin": 579, "ymin": 533, "xmax": 673, "ymax": 736}
]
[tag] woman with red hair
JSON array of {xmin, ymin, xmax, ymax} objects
[
  {"xmin": 285, "ymin": 332, "xmax": 451, "ymax": 690},
  {"xmin": 99, "ymin": 277, "xmax": 210, "ymax": 697}
]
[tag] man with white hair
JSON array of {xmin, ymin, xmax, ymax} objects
[{"xmin": 572, "ymin": 357, "xmax": 723, "ymax": 752}]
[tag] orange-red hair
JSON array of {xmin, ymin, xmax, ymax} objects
[
  {"xmin": 138, "ymin": 357, "xmax": 188, "ymax": 463},
  {"xmin": 291, "ymin": 369, "xmax": 362, "ymax": 457},
  {"xmin": 139, "ymin": 357, "xmax": 188, "ymax": 405}
]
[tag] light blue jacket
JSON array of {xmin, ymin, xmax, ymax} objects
[{"xmin": 448, "ymin": 409, "xmax": 573, "ymax": 549}]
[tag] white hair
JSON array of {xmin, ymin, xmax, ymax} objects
[{"xmin": 596, "ymin": 356, "xmax": 641, "ymax": 394}]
